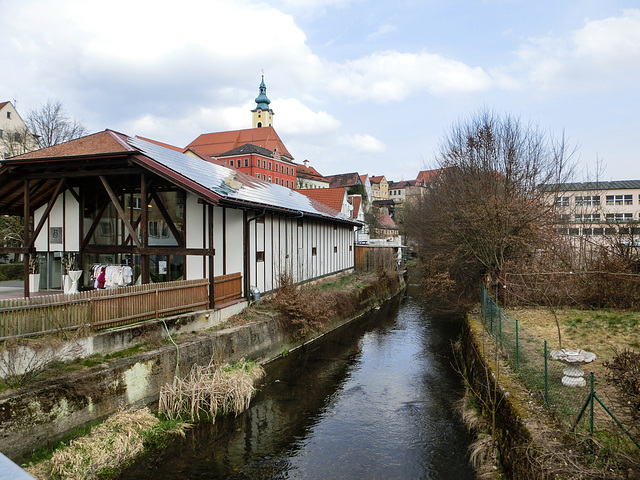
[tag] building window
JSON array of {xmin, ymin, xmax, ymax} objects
[
  {"xmin": 280, "ymin": 178, "xmax": 284, "ymax": 186},
  {"xmin": 268, "ymin": 176, "xmax": 272, "ymax": 182},
  {"xmin": 606, "ymin": 213, "xmax": 633, "ymax": 222},
  {"xmin": 263, "ymin": 159, "xmax": 267, "ymax": 168},
  {"xmin": 334, "ymin": 246, "xmax": 338, "ymax": 253},
  {"xmin": 256, "ymin": 251, "xmax": 265, "ymax": 262},
  {"xmin": 575, "ymin": 195, "xmax": 600, "ymax": 206},
  {"xmin": 244, "ymin": 158, "xmax": 249, "ymax": 167},
  {"xmin": 275, "ymin": 164, "xmax": 279, "ymax": 173},
  {"xmin": 606, "ymin": 194, "xmax": 632, "ymax": 205},
  {"xmin": 286, "ymin": 180, "xmax": 289, "ymax": 188},
  {"xmin": 556, "ymin": 214, "xmax": 571, "ymax": 223},
  {"xmin": 555, "ymin": 197, "xmax": 569, "ymax": 207},
  {"xmin": 312, "ymin": 247, "xmax": 317, "ymax": 256},
  {"xmin": 268, "ymin": 161, "xmax": 272, "ymax": 170},
  {"xmin": 6, "ymin": 112, "xmax": 10, "ymax": 119},
  {"xmin": 574, "ymin": 213, "xmax": 600, "ymax": 222}
]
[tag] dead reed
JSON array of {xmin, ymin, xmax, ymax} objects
[
  {"xmin": 25, "ymin": 407, "xmax": 169, "ymax": 480},
  {"xmin": 158, "ymin": 358, "xmax": 265, "ymax": 423}
]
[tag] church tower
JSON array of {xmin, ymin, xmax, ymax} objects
[{"xmin": 251, "ymin": 74, "xmax": 274, "ymax": 128}]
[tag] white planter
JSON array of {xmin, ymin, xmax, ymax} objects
[{"xmin": 29, "ymin": 273, "xmax": 40, "ymax": 292}]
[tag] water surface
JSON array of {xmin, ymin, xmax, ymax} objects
[{"xmin": 119, "ymin": 285, "xmax": 474, "ymax": 479}]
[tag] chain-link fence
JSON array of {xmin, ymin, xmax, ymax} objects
[{"xmin": 480, "ymin": 286, "xmax": 639, "ymax": 456}]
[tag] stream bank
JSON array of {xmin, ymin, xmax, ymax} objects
[{"xmin": 0, "ymin": 270, "xmax": 405, "ymax": 462}]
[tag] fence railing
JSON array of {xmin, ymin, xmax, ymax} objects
[
  {"xmin": 0, "ymin": 279, "xmax": 210, "ymax": 339},
  {"xmin": 480, "ymin": 286, "xmax": 639, "ymax": 455},
  {"xmin": 213, "ymin": 272, "xmax": 242, "ymax": 304}
]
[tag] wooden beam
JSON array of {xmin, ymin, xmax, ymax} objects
[
  {"xmin": 149, "ymin": 190, "xmax": 185, "ymax": 247},
  {"xmin": 23, "ymin": 179, "xmax": 31, "ymax": 298},
  {"xmin": 27, "ymin": 178, "xmax": 65, "ymax": 249},
  {"xmin": 99, "ymin": 176, "xmax": 142, "ymax": 249},
  {"xmin": 80, "ymin": 200, "xmax": 110, "ymax": 251},
  {"xmin": 25, "ymin": 168, "xmax": 144, "ymax": 179}
]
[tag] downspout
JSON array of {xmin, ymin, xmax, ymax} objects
[{"xmin": 244, "ymin": 208, "xmax": 267, "ymax": 300}]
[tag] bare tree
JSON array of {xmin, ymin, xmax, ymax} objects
[
  {"xmin": 405, "ymin": 108, "xmax": 575, "ymax": 313},
  {"xmin": 27, "ymin": 99, "xmax": 88, "ymax": 148},
  {"xmin": 0, "ymin": 127, "xmax": 39, "ymax": 158}
]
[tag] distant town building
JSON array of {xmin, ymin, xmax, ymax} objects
[
  {"xmin": 296, "ymin": 160, "xmax": 330, "ymax": 189},
  {"xmin": 0, "ymin": 101, "xmax": 38, "ymax": 159},
  {"xmin": 186, "ymin": 77, "xmax": 296, "ymax": 187},
  {"xmin": 369, "ymin": 175, "xmax": 389, "ymax": 201}
]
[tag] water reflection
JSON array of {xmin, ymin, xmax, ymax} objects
[{"xmin": 119, "ymin": 285, "xmax": 474, "ymax": 479}]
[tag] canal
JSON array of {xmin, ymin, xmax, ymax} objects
[{"xmin": 118, "ymin": 283, "xmax": 475, "ymax": 479}]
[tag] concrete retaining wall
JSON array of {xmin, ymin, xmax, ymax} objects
[{"xmin": 0, "ymin": 273, "xmax": 405, "ymax": 461}]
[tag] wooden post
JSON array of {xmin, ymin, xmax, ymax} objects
[{"xmin": 23, "ymin": 179, "xmax": 31, "ymax": 298}]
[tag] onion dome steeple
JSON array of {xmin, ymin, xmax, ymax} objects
[{"xmin": 251, "ymin": 73, "xmax": 274, "ymax": 128}]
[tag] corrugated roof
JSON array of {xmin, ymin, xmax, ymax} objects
[
  {"xmin": 186, "ymin": 126, "xmax": 293, "ymax": 160},
  {"xmin": 541, "ymin": 180, "xmax": 640, "ymax": 191},
  {"xmin": 128, "ymin": 136, "xmax": 356, "ymax": 223}
]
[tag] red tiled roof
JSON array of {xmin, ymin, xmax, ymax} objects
[
  {"xmin": 416, "ymin": 169, "xmax": 442, "ymax": 184},
  {"xmin": 375, "ymin": 213, "xmax": 397, "ymax": 230},
  {"xmin": 359, "ymin": 174, "xmax": 368, "ymax": 184},
  {"xmin": 297, "ymin": 163, "xmax": 327, "ymax": 181},
  {"xmin": 349, "ymin": 194, "xmax": 362, "ymax": 218},
  {"xmin": 11, "ymin": 130, "xmax": 131, "ymax": 159},
  {"xmin": 186, "ymin": 126, "xmax": 293, "ymax": 160},
  {"xmin": 296, "ymin": 187, "xmax": 346, "ymax": 213},
  {"xmin": 136, "ymin": 135, "xmax": 184, "ymax": 152},
  {"xmin": 0, "ymin": 102, "xmax": 9, "ymax": 110},
  {"xmin": 369, "ymin": 175, "xmax": 386, "ymax": 184}
]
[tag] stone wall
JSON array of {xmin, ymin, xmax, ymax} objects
[{"xmin": 0, "ymin": 272, "xmax": 405, "ymax": 461}]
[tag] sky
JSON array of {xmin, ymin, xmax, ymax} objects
[{"xmin": 2, "ymin": 0, "xmax": 639, "ymax": 183}]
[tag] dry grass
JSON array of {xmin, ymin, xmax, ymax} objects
[
  {"xmin": 24, "ymin": 407, "xmax": 173, "ymax": 480},
  {"xmin": 159, "ymin": 358, "xmax": 265, "ymax": 423},
  {"xmin": 509, "ymin": 307, "xmax": 640, "ymax": 364}
]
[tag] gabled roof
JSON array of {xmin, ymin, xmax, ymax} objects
[
  {"xmin": 297, "ymin": 162, "xmax": 327, "ymax": 181},
  {"xmin": 416, "ymin": 169, "xmax": 442, "ymax": 184},
  {"xmin": 2, "ymin": 130, "xmax": 356, "ymax": 225},
  {"xmin": 325, "ymin": 172, "xmax": 362, "ymax": 189},
  {"xmin": 369, "ymin": 175, "xmax": 386, "ymax": 184},
  {"xmin": 375, "ymin": 213, "xmax": 397, "ymax": 230},
  {"xmin": 218, "ymin": 143, "xmax": 274, "ymax": 158},
  {"xmin": 186, "ymin": 126, "xmax": 293, "ymax": 161},
  {"xmin": 0, "ymin": 102, "xmax": 10, "ymax": 110},
  {"xmin": 11, "ymin": 130, "xmax": 130, "ymax": 159},
  {"xmin": 135, "ymin": 135, "xmax": 184, "ymax": 152},
  {"xmin": 296, "ymin": 187, "xmax": 347, "ymax": 213},
  {"xmin": 359, "ymin": 174, "xmax": 369, "ymax": 184}
]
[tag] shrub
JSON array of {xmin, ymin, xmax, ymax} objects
[{"xmin": 0, "ymin": 262, "xmax": 24, "ymax": 281}]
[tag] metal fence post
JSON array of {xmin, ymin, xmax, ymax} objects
[
  {"xmin": 499, "ymin": 305, "xmax": 503, "ymax": 348},
  {"xmin": 590, "ymin": 372, "xmax": 595, "ymax": 436},
  {"xmin": 544, "ymin": 340, "xmax": 548, "ymax": 404},
  {"xmin": 516, "ymin": 318, "xmax": 519, "ymax": 370}
]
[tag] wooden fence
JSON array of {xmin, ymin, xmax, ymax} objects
[
  {"xmin": 0, "ymin": 278, "xmax": 210, "ymax": 340},
  {"xmin": 355, "ymin": 246, "xmax": 399, "ymax": 272},
  {"xmin": 213, "ymin": 272, "xmax": 243, "ymax": 304}
]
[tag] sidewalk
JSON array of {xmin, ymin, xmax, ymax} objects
[{"xmin": 0, "ymin": 281, "xmax": 59, "ymax": 300}]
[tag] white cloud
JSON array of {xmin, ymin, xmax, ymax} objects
[
  {"xmin": 512, "ymin": 9, "xmax": 640, "ymax": 89},
  {"xmin": 275, "ymin": 98, "xmax": 341, "ymax": 135},
  {"xmin": 339, "ymin": 134, "xmax": 386, "ymax": 154},
  {"xmin": 366, "ymin": 24, "xmax": 398, "ymax": 41},
  {"xmin": 326, "ymin": 50, "xmax": 495, "ymax": 102}
]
